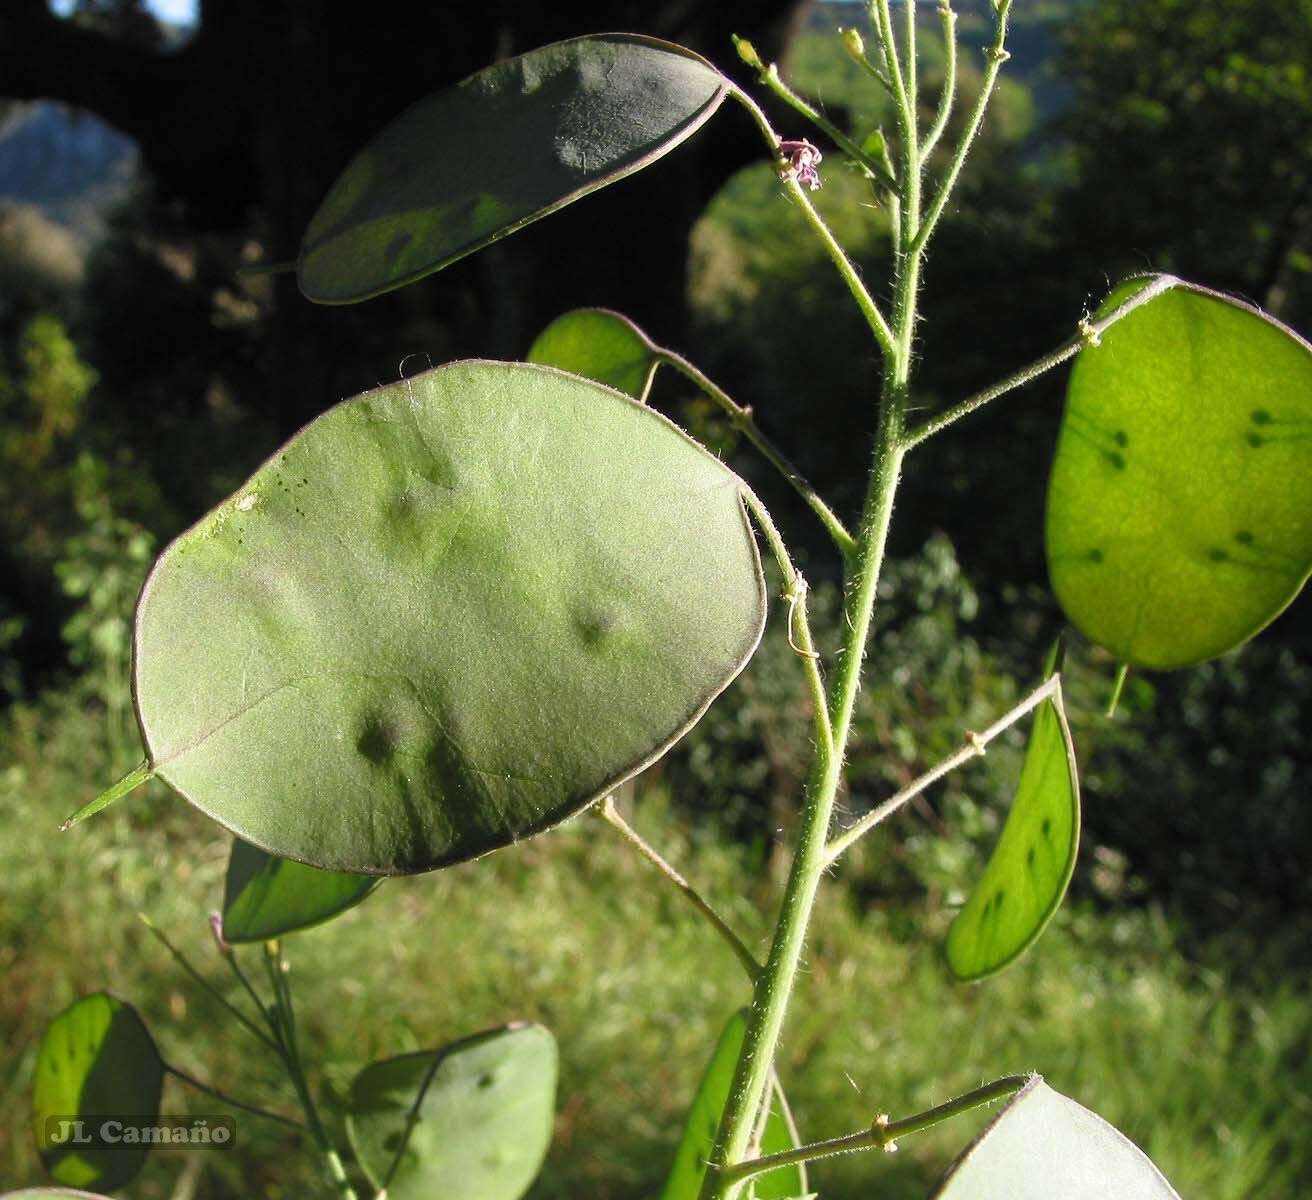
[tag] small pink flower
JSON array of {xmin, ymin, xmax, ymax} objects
[{"xmin": 778, "ymin": 139, "xmax": 823, "ymax": 190}]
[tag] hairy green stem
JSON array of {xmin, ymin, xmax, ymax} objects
[
  {"xmin": 728, "ymin": 87, "xmax": 898, "ymax": 359},
  {"xmin": 903, "ymin": 0, "xmax": 919, "ymax": 140},
  {"xmin": 164, "ymin": 1062, "xmax": 306, "ymax": 1132},
  {"xmin": 658, "ymin": 349, "xmax": 856, "ymax": 557},
  {"xmin": 910, "ymin": 0, "xmax": 1012, "ymax": 256},
  {"xmin": 921, "ymin": 2, "xmax": 958, "ymax": 162},
  {"xmin": 698, "ymin": 14, "xmax": 1011, "ymax": 1193},
  {"xmin": 825, "ymin": 674, "xmax": 1061, "ymax": 864},
  {"xmin": 740, "ymin": 488, "xmax": 834, "ymax": 754},
  {"xmin": 783, "ymin": 174, "xmax": 898, "ymax": 357},
  {"xmin": 870, "ymin": 0, "xmax": 910, "ymax": 126},
  {"xmin": 598, "ymin": 797, "xmax": 762, "ymax": 980},
  {"xmin": 844, "ymin": 28, "xmax": 895, "ymax": 96},
  {"xmin": 900, "ymin": 273, "xmax": 1181, "ymax": 449},
  {"xmin": 755, "ymin": 62, "xmax": 899, "ymax": 191},
  {"xmin": 698, "ymin": 294, "xmax": 909, "ymax": 1200},
  {"xmin": 698, "ymin": 11, "xmax": 925, "ymax": 1186},
  {"xmin": 722, "ymin": 1074, "xmax": 1030, "ymax": 1184}
]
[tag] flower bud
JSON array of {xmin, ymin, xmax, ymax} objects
[{"xmin": 732, "ymin": 34, "xmax": 763, "ymax": 71}]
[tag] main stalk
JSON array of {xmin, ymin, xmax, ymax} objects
[{"xmin": 697, "ymin": 5, "xmax": 932, "ymax": 1196}]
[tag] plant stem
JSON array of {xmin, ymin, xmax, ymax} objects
[
  {"xmin": 739, "ymin": 489, "xmax": 833, "ymax": 754},
  {"xmin": 137, "ymin": 914, "xmax": 278, "ymax": 1053},
  {"xmin": 899, "ymin": 273, "xmax": 1181, "ymax": 449},
  {"xmin": 377, "ymin": 1048, "xmax": 446, "ymax": 1195},
  {"xmin": 223, "ymin": 946, "xmax": 275, "ymax": 1033},
  {"xmin": 910, "ymin": 0, "xmax": 1012, "ymax": 256},
  {"xmin": 700, "ymin": 11, "xmax": 1007, "ymax": 1194},
  {"xmin": 847, "ymin": 38, "xmax": 895, "ymax": 97},
  {"xmin": 903, "ymin": 0, "xmax": 919, "ymax": 142},
  {"xmin": 163, "ymin": 1062, "xmax": 306, "ymax": 1132},
  {"xmin": 1106, "ymin": 662, "xmax": 1130, "ymax": 718},
  {"xmin": 921, "ymin": 2, "xmax": 958, "ymax": 162},
  {"xmin": 598, "ymin": 796, "xmax": 761, "ymax": 980},
  {"xmin": 782, "ymin": 174, "xmax": 898, "ymax": 358},
  {"xmin": 870, "ymin": 0, "xmax": 910, "ymax": 126},
  {"xmin": 824, "ymin": 674, "xmax": 1060, "ymax": 864},
  {"xmin": 262, "ymin": 943, "xmax": 358, "ymax": 1200},
  {"xmin": 754, "ymin": 63, "xmax": 899, "ymax": 191},
  {"xmin": 698, "ymin": 9, "xmax": 924, "ymax": 1185},
  {"xmin": 658, "ymin": 350, "xmax": 855, "ymax": 557},
  {"xmin": 722, "ymin": 1074, "xmax": 1029, "ymax": 1185},
  {"xmin": 727, "ymin": 87, "xmax": 898, "ymax": 360},
  {"xmin": 698, "ymin": 287, "xmax": 909, "ymax": 1200}
]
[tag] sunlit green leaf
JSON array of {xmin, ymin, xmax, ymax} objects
[
  {"xmin": 32, "ymin": 994, "xmax": 163, "ymax": 1191},
  {"xmin": 527, "ymin": 308, "xmax": 660, "ymax": 402},
  {"xmin": 346, "ymin": 1024, "xmax": 556, "ymax": 1200},
  {"xmin": 1047, "ymin": 276, "xmax": 1312, "ymax": 668},
  {"xmin": 658, "ymin": 1011, "xmax": 807, "ymax": 1200},
  {"xmin": 946, "ymin": 675, "xmax": 1079, "ymax": 981},
  {"xmin": 221, "ymin": 837, "xmax": 379, "ymax": 942},
  {"xmin": 127, "ymin": 361, "xmax": 765, "ymax": 873},
  {"xmin": 300, "ymin": 35, "xmax": 729, "ymax": 303},
  {"xmin": 932, "ymin": 1077, "xmax": 1181, "ymax": 1199}
]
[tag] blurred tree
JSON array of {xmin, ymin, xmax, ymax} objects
[
  {"xmin": 0, "ymin": 313, "xmax": 161, "ymax": 686},
  {"xmin": 1056, "ymin": 0, "xmax": 1312, "ymax": 324},
  {"xmin": 1, "ymin": 0, "xmax": 811, "ymax": 433}
]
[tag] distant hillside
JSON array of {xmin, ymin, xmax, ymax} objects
[
  {"xmin": 808, "ymin": 0, "xmax": 1085, "ymax": 118},
  {"xmin": 0, "ymin": 101, "xmax": 138, "ymax": 241}
]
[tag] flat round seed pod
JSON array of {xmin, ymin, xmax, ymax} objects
[
  {"xmin": 132, "ymin": 360, "xmax": 765, "ymax": 873},
  {"xmin": 1047, "ymin": 277, "xmax": 1312, "ymax": 669},
  {"xmin": 299, "ymin": 35, "xmax": 729, "ymax": 303}
]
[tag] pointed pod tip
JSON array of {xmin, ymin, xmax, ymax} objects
[
  {"xmin": 60, "ymin": 760, "xmax": 155, "ymax": 831},
  {"xmin": 1045, "ymin": 632, "xmax": 1067, "ymax": 677}
]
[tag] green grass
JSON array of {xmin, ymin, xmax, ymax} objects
[{"xmin": 3, "ymin": 684, "xmax": 1309, "ymax": 1199}]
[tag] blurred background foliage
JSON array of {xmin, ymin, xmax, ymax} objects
[{"xmin": 0, "ymin": 0, "xmax": 1309, "ymax": 1196}]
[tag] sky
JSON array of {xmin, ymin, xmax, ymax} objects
[
  {"xmin": 51, "ymin": 0, "xmax": 198, "ymax": 25},
  {"xmin": 144, "ymin": 0, "xmax": 197, "ymax": 22}
]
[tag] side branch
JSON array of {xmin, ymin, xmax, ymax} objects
[
  {"xmin": 909, "ymin": 0, "xmax": 1012, "ymax": 256},
  {"xmin": 783, "ymin": 176, "xmax": 899, "ymax": 358},
  {"xmin": 740, "ymin": 488, "xmax": 835, "ymax": 756},
  {"xmin": 138, "ymin": 914, "xmax": 278, "ymax": 1053},
  {"xmin": 900, "ymin": 274, "xmax": 1181, "ymax": 449},
  {"xmin": 164, "ymin": 1063, "xmax": 306, "ymax": 1132},
  {"xmin": 869, "ymin": 0, "xmax": 911, "ymax": 127},
  {"xmin": 824, "ymin": 675, "xmax": 1060, "ymax": 865},
  {"xmin": 920, "ymin": 2, "xmax": 959, "ymax": 163},
  {"xmin": 599, "ymin": 798, "xmax": 762, "ymax": 981},
  {"xmin": 660, "ymin": 350, "xmax": 855, "ymax": 558},
  {"xmin": 721, "ymin": 1074, "xmax": 1030, "ymax": 1185},
  {"xmin": 726, "ymin": 88, "xmax": 898, "ymax": 361},
  {"xmin": 841, "ymin": 28, "xmax": 895, "ymax": 97},
  {"xmin": 753, "ymin": 60, "xmax": 898, "ymax": 191}
]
